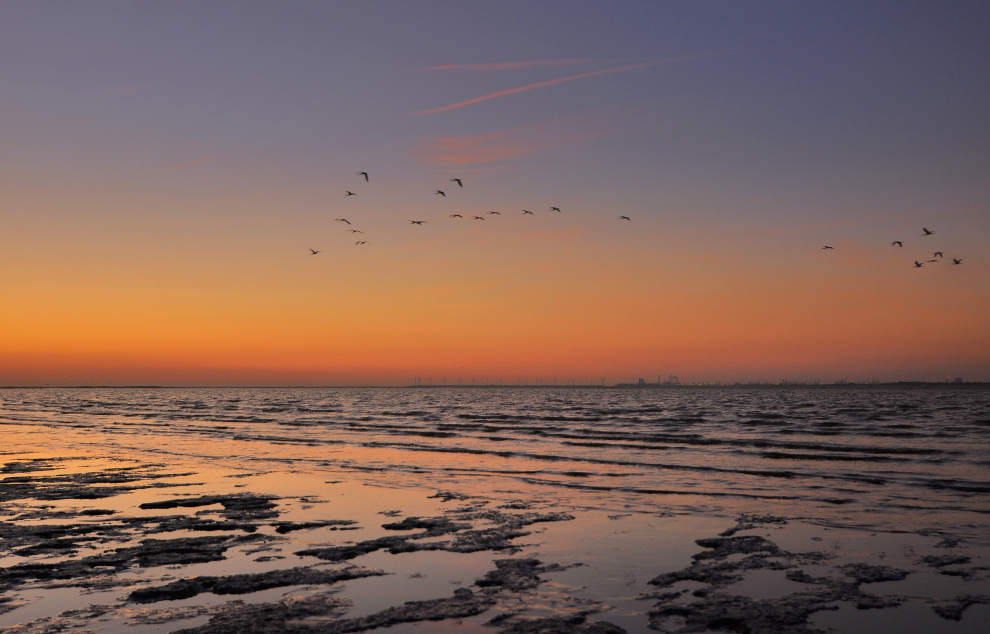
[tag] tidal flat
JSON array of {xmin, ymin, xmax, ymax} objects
[{"xmin": 0, "ymin": 387, "xmax": 988, "ymax": 633}]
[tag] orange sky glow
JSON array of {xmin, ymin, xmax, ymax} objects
[{"xmin": 1, "ymin": 3, "xmax": 988, "ymax": 385}]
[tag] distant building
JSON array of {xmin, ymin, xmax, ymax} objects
[
  {"xmin": 668, "ymin": 374, "xmax": 680, "ymax": 385},
  {"xmin": 638, "ymin": 378, "xmax": 646, "ymax": 385}
]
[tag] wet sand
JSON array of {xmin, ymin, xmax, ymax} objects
[{"xmin": 0, "ymin": 387, "xmax": 988, "ymax": 633}]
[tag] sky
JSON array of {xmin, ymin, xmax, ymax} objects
[{"xmin": 1, "ymin": 1, "xmax": 988, "ymax": 386}]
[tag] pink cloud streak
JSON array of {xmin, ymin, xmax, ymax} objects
[
  {"xmin": 425, "ymin": 59, "xmax": 600, "ymax": 71},
  {"xmin": 412, "ymin": 50, "xmax": 726, "ymax": 117},
  {"xmin": 415, "ymin": 114, "xmax": 609, "ymax": 167}
]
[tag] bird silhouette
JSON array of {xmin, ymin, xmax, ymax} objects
[
  {"xmin": 450, "ymin": 178, "xmax": 463, "ymax": 187},
  {"xmin": 335, "ymin": 218, "xmax": 351, "ymax": 225},
  {"xmin": 357, "ymin": 172, "xmax": 369, "ymax": 182},
  {"xmin": 550, "ymin": 206, "xmax": 561, "ymax": 212},
  {"xmin": 347, "ymin": 229, "xmax": 363, "ymax": 233},
  {"xmin": 952, "ymin": 259, "xmax": 962, "ymax": 265},
  {"xmin": 927, "ymin": 259, "xmax": 939, "ymax": 263},
  {"xmin": 934, "ymin": 251, "xmax": 943, "ymax": 258},
  {"xmin": 449, "ymin": 214, "xmax": 463, "ymax": 218},
  {"xmin": 487, "ymin": 211, "xmax": 500, "ymax": 215},
  {"xmin": 922, "ymin": 227, "xmax": 934, "ymax": 236},
  {"xmin": 914, "ymin": 261, "xmax": 924, "ymax": 267},
  {"xmin": 356, "ymin": 241, "xmax": 367, "ymax": 245},
  {"xmin": 892, "ymin": 241, "xmax": 903, "ymax": 247},
  {"xmin": 435, "ymin": 190, "xmax": 446, "ymax": 197},
  {"xmin": 410, "ymin": 220, "xmax": 426, "ymax": 225},
  {"xmin": 522, "ymin": 210, "xmax": 533, "ymax": 215},
  {"xmin": 473, "ymin": 216, "xmax": 485, "ymax": 220},
  {"xmin": 619, "ymin": 216, "xmax": 631, "ymax": 221},
  {"xmin": 822, "ymin": 246, "xmax": 833, "ymax": 250},
  {"xmin": 309, "ymin": 249, "xmax": 321, "ymax": 255},
  {"xmin": 345, "ymin": 191, "xmax": 356, "ymax": 196}
]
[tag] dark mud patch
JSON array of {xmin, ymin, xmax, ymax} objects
[
  {"xmin": 1, "ymin": 458, "xmax": 75, "ymax": 474},
  {"xmin": 271, "ymin": 520, "xmax": 358, "ymax": 534},
  {"xmin": 476, "ymin": 558, "xmax": 569, "ymax": 592},
  {"xmin": 646, "ymin": 527, "xmax": 918, "ymax": 633},
  {"xmin": 494, "ymin": 615, "xmax": 626, "ymax": 633},
  {"xmin": 648, "ymin": 587, "xmax": 901, "ymax": 634},
  {"xmin": 0, "ymin": 467, "xmax": 195, "ymax": 502},
  {"xmin": 837, "ymin": 563, "xmax": 910, "ymax": 584},
  {"xmin": 929, "ymin": 594, "xmax": 990, "ymax": 620},
  {"xmin": 8, "ymin": 508, "xmax": 117, "ymax": 521},
  {"xmin": 719, "ymin": 513, "xmax": 788, "ymax": 537},
  {"xmin": 647, "ymin": 535, "xmax": 823, "ymax": 590},
  {"xmin": 176, "ymin": 587, "xmax": 494, "ymax": 634},
  {"xmin": 298, "ymin": 509, "xmax": 572, "ymax": 563},
  {"xmin": 0, "ymin": 511, "xmax": 265, "ymax": 562},
  {"xmin": 140, "ymin": 493, "xmax": 280, "ymax": 520},
  {"xmin": 0, "ymin": 534, "xmax": 269, "ymax": 589},
  {"xmin": 128, "ymin": 565, "xmax": 385, "ymax": 603},
  {"xmin": 920, "ymin": 554, "xmax": 971, "ymax": 568},
  {"xmin": 172, "ymin": 592, "xmax": 352, "ymax": 633},
  {"xmin": 429, "ymin": 490, "xmax": 472, "ymax": 502}
]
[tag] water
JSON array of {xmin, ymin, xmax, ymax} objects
[{"xmin": 1, "ymin": 387, "xmax": 988, "ymax": 633}]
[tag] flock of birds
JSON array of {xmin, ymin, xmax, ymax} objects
[
  {"xmin": 822, "ymin": 227, "xmax": 962, "ymax": 268},
  {"xmin": 307, "ymin": 171, "xmax": 633, "ymax": 254},
  {"xmin": 308, "ymin": 172, "xmax": 965, "ymax": 270}
]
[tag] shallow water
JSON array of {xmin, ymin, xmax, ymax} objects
[{"xmin": 0, "ymin": 387, "xmax": 988, "ymax": 633}]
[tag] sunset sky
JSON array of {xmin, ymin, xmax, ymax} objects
[{"xmin": 2, "ymin": 1, "xmax": 988, "ymax": 386}]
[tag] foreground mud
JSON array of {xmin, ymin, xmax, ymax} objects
[
  {"xmin": 643, "ymin": 515, "xmax": 990, "ymax": 633},
  {"xmin": 1, "ymin": 436, "xmax": 988, "ymax": 633}
]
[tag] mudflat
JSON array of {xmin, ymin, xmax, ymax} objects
[{"xmin": 0, "ymin": 387, "xmax": 987, "ymax": 633}]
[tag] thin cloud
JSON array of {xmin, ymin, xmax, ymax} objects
[
  {"xmin": 420, "ymin": 166, "xmax": 518, "ymax": 173},
  {"xmin": 156, "ymin": 157, "xmax": 210, "ymax": 173},
  {"xmin": 425, "ymin": 59, "xmax": 601, "ymax": 71},
  {"xmin": 412, "ymin": 50, "xmax": 726, "ymax": 117}
]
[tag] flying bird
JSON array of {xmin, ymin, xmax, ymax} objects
[
  {"xmin": 934, "ymin": 252, "xmax": 943, "ymax": 258},
  {"xmin": 922, "ymin": 227, "xmax": 934, "ymax": 235},
  {"xmin": 309, "ymin": 249, "xmax": 321, "ymax": 255},
  {"xmin": 357, "ymin": 172, "xmax": 369, "ymax": 182},
  {"xmin": 473, "ymin": 216, "xmax": 485, "ymax": 220},
  {"xmin": 822, "ymin": 246, "xmax": 833, "ymax": 250},
  {"xmin": 487, "ymin": 211, "xmax": 500, "ymax": 215},
  {"xmin": 356, "ymin": 241, "xmax": 367, "ymax": 245},
  {"xmin": 619, "ymin": 216, "xmax": 631, "ymax": 221},
  {"xmin": 892, "ymin": 241, "xmax": 903, "ymax": 247},
  {"xmin": 435, "ymin": 190, "xmax": 446, "ymax": 197},
  {"xmin": 410, "ymin": 220, "xmax": 426, "ymax": 225},
  {"xmin": 335, "ymin": 218, "xmax": 351, "ymax": 225},
  {"xmin": 450, "ymin": 178, "xmax": 463, "ymax": 187},
  {"xmin": 522, "ymin": 210, "xmax": 533, "ymax": 215},
  {"xmin": 927, "ymin": 259, "xmax": 939, "ymax": 263},
  {"xmin": 550, "ymin": 206, "xmax": 561, "ymax": 212},
  {"xmin": 345, "ymin": 191, "xmax": 356, "ymax": 196},
  {"xmin": 449, "ymin": 214, "xmax": 463, "ymax": 218},
  {"xmin": 914, "ymin": 261, "xmax": 924, "ymax": 267},
  {"xmin": 952, "ymin": 259, "xmax": 962, "ymax": 265},
  {"xmin": 347, "ymin": 229, "xmax": 363, "ymax": 233}
]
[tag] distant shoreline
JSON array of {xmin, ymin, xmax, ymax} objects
[{"xmin": 2, "ymin": 382, "xmax": 988, "ymax": 389}]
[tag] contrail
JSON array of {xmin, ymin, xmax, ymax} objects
[{"xmin": 412, "ymin": 50, "xmax": 726, "ymax": 117}]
